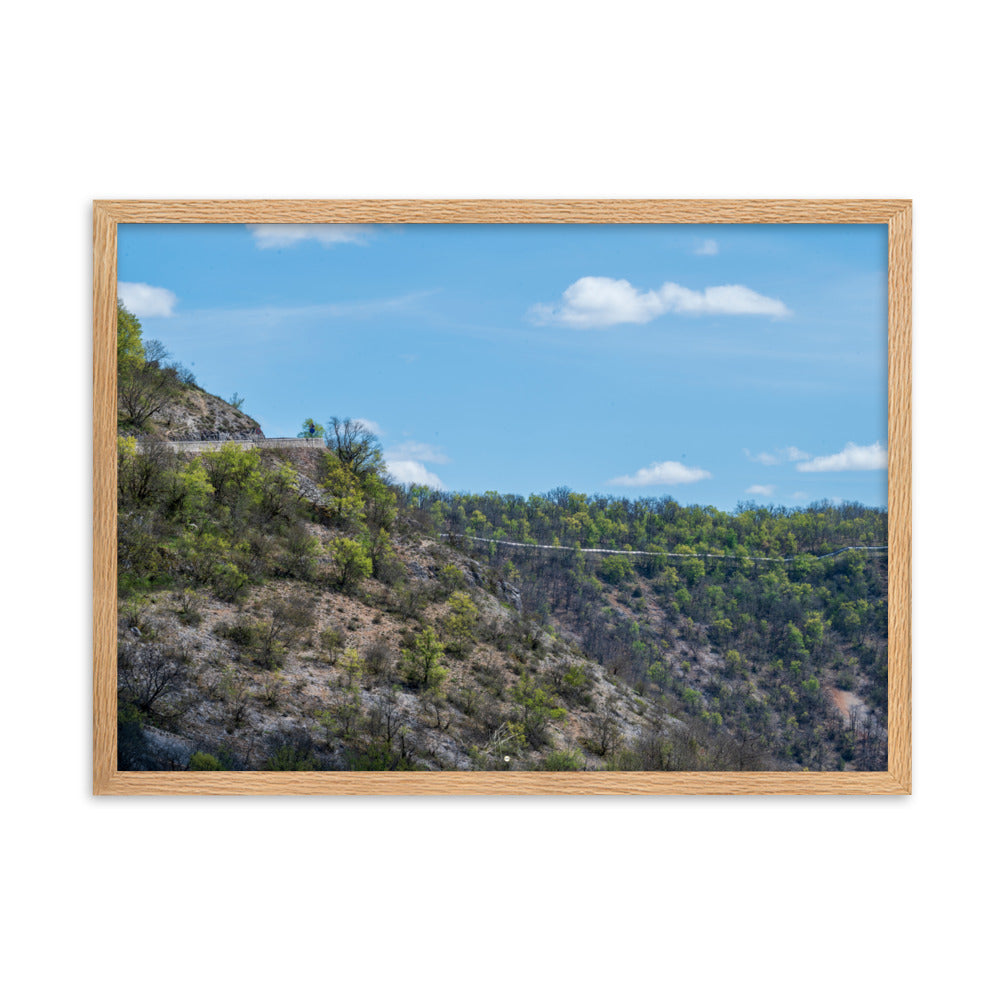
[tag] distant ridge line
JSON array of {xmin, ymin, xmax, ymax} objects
[{"xmin": 443, "ymin": 533, "xmax": 887, "ymax": 564}]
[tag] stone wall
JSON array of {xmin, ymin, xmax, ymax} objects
[{"xmin": 151, "ymin": 437, "xmax": 327, "ymax": 454}]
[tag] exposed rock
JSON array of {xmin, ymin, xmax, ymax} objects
[{"xmin": 143, "ymin": 384, "xmax": 262, "ymax": 441}]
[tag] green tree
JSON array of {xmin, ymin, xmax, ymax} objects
[
  {"xmin": 402, "ymin": 627, "xmax": 447, "ymax": 691},
  {"xmin": 298, "ymin": 417, "xmax": 325, "ymax": 438},
  {"xmin": 512, "ymin": 673, "xmax": 566, "ymax": 748},
  {"xmin": 117, "ymin": 300, "xmax": 145, "ymax": 372},
  {"xmin": 118, "ymin": 337, "xmax": 180, "ymax": 430},
  {"xmin": 327, "ymin": 537, "xmax": 372, "ymax": 591},
  {"xmin": 443, "ymin": 591, "xmax": 478, "ymax": 654},
  {"xmin": 325, "ymin": 417, "xmax": 384, "ymax": 477},
  {"xmin": 321, "ymin": 457, "xmax": 366, "ymax": 530}
]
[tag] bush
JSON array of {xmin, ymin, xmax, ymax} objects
[
  {"xmin": 542, "ymin": 748, "xmax": 585, "ymax": 771},
  {"xmin": 118, "ymin": 642, "xmax": 184, "ymax": 714},
  {"xmin": 264, "ymin": 745, "xmax": 317, "ymax": 770},
  {"xmin": 436, "ymin": 563, "xmax": 466, "ymax": 593},
  {"xmin": 189, "ymin": 751, "xmax": 225, "ymax": 770},
  {"xmin": 402, "ymin": 627, "xmax": 447, "ymax": 691},
  {"xmin": 117, "ymin": 703, "xmax": 146, "ymax": 770},
  {"xmin": 363, "ymin": 638, "xmax": 395, "ymax": 681},
  {"xmin": 443, "ymin": 591, "xmax": 478, "ymax": 655},
  {"xmin": 175, "ymin": 589, "xmax": 202, "ymax": 625},
  {"xmin": 599, "ymin": 555, "xmax": 634, "ymax": 586},
  {"xmin": 212, "ymin": 562, "xmax": 250, "ymax": 602},
  {"xmin": 328, "ymin": 537, "xmax": 372, "ymax": 591}
]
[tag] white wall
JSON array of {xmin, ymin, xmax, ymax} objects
[{"xmin": 3, "ymin": 3, "xmax": 994, "ymax": 997}]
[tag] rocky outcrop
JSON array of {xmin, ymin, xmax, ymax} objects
[{"xmin": 147, "ymin": 384, "xmax": 262, "ymax": 441}]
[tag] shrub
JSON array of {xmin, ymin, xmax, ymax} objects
[
  {"xmin": 212, "ymin": 561, "xmax": 250, "ymax": 602},
  {"xmin": 189, "ymin": 751, "xmax": 224, "ymax": 771},
  {"xmin": 542, "ymin": 748, "xmax": 584, "ymax": 771},
  {"xmin": 437, "ymin": 563, "xmax": 465, "ymax": 593},
  {"xmin": 598, "ymin": 554, "xmax": 634, "ymax": 586},
  {"xmin": 512, "ymin": 673, "xmax": 566, "ymax": 749},
  {"xmin": 175, "ymin": 589, "xmax": 202, "ymax": 625},
  {"xmin": 328, "ymin": 537, "xmax": 372, "ymax": 591},
  {"xmin": 402, "ymin": 627, "xmax": 447, "ymax": 691},
  {"xmin": 363, "ymin": 638, "xmax": 396, "ymax": 681},
  {"xmin": 264, "ymin": 745, "xmax": 317, "ymax": 770},
  {"xmin": 319, "ymin": 627, "xmax": 345, "ymax": 664},
  {"xmin": 443, "ymin": 591, "xmax": 478, "ymax": 655},
  {"xmin": 117, "ymin": 703, "xmax": 146, "ymax": 770},
  {"xmin": 118, "ymin": 642, "xmax": 184, "ymax": 714}
]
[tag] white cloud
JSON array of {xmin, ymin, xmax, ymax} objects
[
  {"xmin": 248, "ymin": 224, "xmax": 377, "ymax": 249},
  {"xmin": 745, "ymin": 449, "xmax": 780, "ymax": 466},
  {"xmin": 118, "ymin": 281, "xmax": 177, "ymax": 318},
  {"xmin": 385, "ymin": 441, "xmax": 450, "ymax": 464},
  {"xmin": 792, "ymin": 491, "xmax": 809, "ymax": 501},
  {"xmin": 530, "ymin": 276, "xmax": 790, "ymax": 328},
  {"xmin": 694, "ymin": 239, "xmax": 719, "ymax": 256},
  {"xmin": 746, "ymin": 484, "xmax": 775, "ymax": 496},
  {"xmin": 797, "ymin": 442, "xmax": 888, "ymax": 472},
  {"xmin": 745, "ymin": 445, "xmax": 811, "ymax": 465},
  {"xmin": 608, "ymin": 460, "xmax": 711, "ymax": 487},
  {"xmin": 385, "ymin": 459, "xmax": 445, "ymax": 489}
]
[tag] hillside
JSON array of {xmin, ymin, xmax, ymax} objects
[
  {"xmin": 119, "ymin": 440, "xmax": 701, "ymax": 771},
  {"xmin": 115, "ymin": 310, "xmax": 888, "ymax": 772},
  {"xmin": 149, "ymin": 382, "xmax": 262, "ymax": 440},
  {"xmin": 116, "ymin": 320, "xmax": 261, "ymax": 440},
  {"xmin": 117, "ymin": 425, "xmax": 888, "ymax": 771}
]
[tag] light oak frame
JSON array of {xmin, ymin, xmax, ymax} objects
[{"xmin": 94, "ymin": 200, "xmax": 911, "ymax": 795}]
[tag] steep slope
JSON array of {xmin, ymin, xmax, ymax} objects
[
  {"xmin": 150, "ymin": 383, "xmax": 262, "ymax": 440},
  {"xmin": 117, "ymin": 442, "xmax": 696, "ymax": 772}
]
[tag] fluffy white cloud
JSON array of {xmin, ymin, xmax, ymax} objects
[
  {"xmin": 745, "ymin": 445, "xmax": 811, "ymax": 465},
  {"xmin": 694, "ymin": 239, "xmax": 719, "ymax": 256},
  {"xmin": 118, "ymin": 281, "xmax": 177, "ymax": 318},
  {"xmin": 248, "ymin": 224, "xmax": 377, "ymax": 249},
  {"xmin": 385, "ymin": 441, "xmax": 450, "ymax": 464},
  {"xmin": 608, "ymin": 460, "xmax": 711, "ymax": 487},
  {"xmin": 530, "ymin": 276, "xmax": 790, "ymax": 328},
  {"xmin": 385, "ymin": 459, "xmax": 445, "ymax": 489},
  {"xmin": 797, "ymin": 442, "xmax": 888, "ymax": 472},
  {"xmin": 746, "ymin": 484, "xmax": 776, "ymax": 496}
]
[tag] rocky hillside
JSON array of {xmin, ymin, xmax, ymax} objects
[
  {"xmin": 144, "ymin": 382, "xmax": 262, "ymax": 440},
  {"xmin": 118, "ymin": 441, "xmax": 708, "ymax": 772}
]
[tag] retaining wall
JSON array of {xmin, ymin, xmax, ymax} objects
[{"xmin": 148, "ymin": 437, "xmax": 327, "ymax": 454}]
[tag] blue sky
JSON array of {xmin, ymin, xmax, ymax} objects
[{"xmin": 118, "ymin": 222, "xmax": 888, "ymax": 510}]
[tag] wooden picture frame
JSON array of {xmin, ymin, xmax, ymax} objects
[{"xmin": 94, "ymin": 199, "xmax": 911, "ymax": 795}]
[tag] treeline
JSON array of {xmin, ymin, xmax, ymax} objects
[{"xmin": 403, "ymin": 487, "xmax": 889, "ymax": 770}]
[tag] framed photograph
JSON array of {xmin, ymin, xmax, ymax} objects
[{"xmin": 94, "ymin": 200, "xmax": 911, "ymax": 794}]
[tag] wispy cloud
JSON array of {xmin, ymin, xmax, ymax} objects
[
  {"xmin": 797, "ymin": 442, "xmax": 888, "ymax": 472},
  {"xmin": 248, "ymin": 224, "xmax": 378, "ymax": 249},
  {"xmin": 744, "ymin": 446, "xmax": 811, "ymax": 466},
  {"xmin": 529, "ymin": 276, "xmax": 790, "ymax": 328},
  {"xmin": 694, "ymin": 239, "xmax": 719, "ymax": 256},
  {"xmin": 118, "ymin": 281, "xmax": 177, "ymax": 318},
  {"xmin": 385, "ymin": 441, "xmax": 450, "ymax": 465},
  {"xmin": 164, "ymin": 293, "xmax": 432, "ymax": 338},
  {"xmin": 608, "ymin": 460, "xmax": 711, "ymax": 487},
  {"xmin": 746, "ymin": 484, "xmax": 775, "ymax": 496}
]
